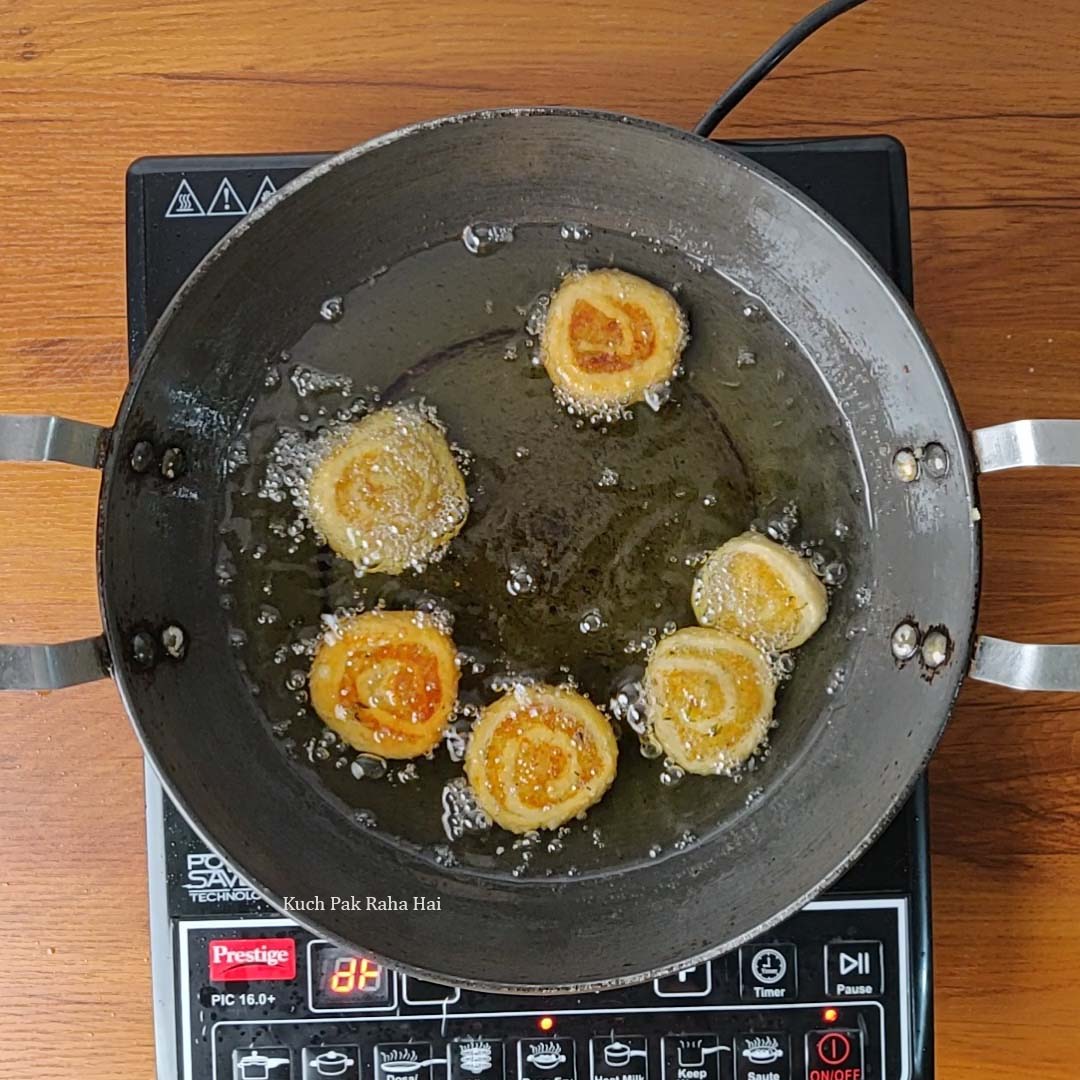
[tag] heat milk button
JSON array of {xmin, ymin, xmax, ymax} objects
[{"xmin": 589, "ymin": 1036, "xmax": 648, "ymax": 1080}]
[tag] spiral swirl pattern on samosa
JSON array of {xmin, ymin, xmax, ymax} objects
[
  {"xmin": 464, "ymin": 684, "xmax": 618, "ymax": 833},
  {"xmin": 309, "ymin": 610, "xmax": 459, "ymax": 759},
  {"xmin": 541, "ymin": 269, "xmax": 688, "ymax": 414},
  {"xmin": 307, "ymin": 405, "xmax": 468, "ymax": 574},
  {"xmin": 644, "ymin": 627, "xmax": 775, "ymax": 774}
]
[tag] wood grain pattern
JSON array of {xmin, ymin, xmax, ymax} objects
[{"xmin": 2, "ymin": 0, "xmax": 1079, "ymax": 1075}]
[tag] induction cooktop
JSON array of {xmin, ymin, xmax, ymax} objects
[{"xmin": 127, "ymin": 135, "xmax": 932, "ymax": 1080}]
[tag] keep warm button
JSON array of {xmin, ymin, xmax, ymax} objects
[{"xmin": 804, "ymin": 1030, "xmax": 863, "ymax": 1080}]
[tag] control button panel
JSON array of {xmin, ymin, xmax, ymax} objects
[
  {"xmin": 589, "ymin": 1036, "xmax": 649, "ymax": 1080},
  {"xmin": 403, "ymin": 975, "xmax": 461, "ymax": 1006},
  {"xmin": 738, "ymin": 944, "xmax": 798, "ymax": 1002},
  {"xmin": 449, "ymin": 1036, "xmax": 505, "ymax": 1080},
  {"xmin": 302, "ymin": 1045, "xmax": 360, "ymax": 1079},
  {"xmin": 734, "ymin": 1034, "xmax": 789, "ymax": 1080},
  {"xmin": 662, "ymin": 1035, "xmax": 733, "ymax": 1080},
  {"xmin": 517, "ymin": 1037, "xmax": 577, "ymax": 1080},
  {"xmin": 804, "ymin": 1029, "xmax": 863, "ymax": 1079},
  {"xmin": 375, "ymin": 1042, "xmax": 444, "ymax": 1080},
  {"xmin": 180, "ymin": 898, "xmax": 909, "ymax": 1080},
  {"xmin": 824, "ymin": 942, "xmax": 884, "ymax": 998},
  {"xmin": 234, "ymin": 1047, "xmax": 293, "ymax": 1080},
  {"xmin": 654, "ymin": 963, "xmax": 712, "ymax": 998}
]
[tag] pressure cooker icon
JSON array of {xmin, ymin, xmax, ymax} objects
[{"xmin": 234, "ymin": 1049, "xmax": 291, "ymax": 1080}]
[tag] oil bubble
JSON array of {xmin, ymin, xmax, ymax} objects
[
  {"xmin": 462, "ymin": 222, "xmax": 515, "ymax": 256},
  {"xmin": 559, "ymin": 223, "xmax": 592, "ymax": 241},
  {"xmin": 319, "ymin": 296, "xmax": 344, "ymax": 323},
  {"xmin": 506, "ymin": 561, "xmax": 536, "ymax": 596},
  {"xmin": 350, "ymin": 753, "xmax": 387, "ymax": 780}
]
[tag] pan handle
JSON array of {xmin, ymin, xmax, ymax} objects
[
  {"xmin": 0, "ymin": 415, "xmax": 111, "ymax": 690},
  {"xmin": 969, "ymin": 419, "xmax": 1080, "ymax": 691}
]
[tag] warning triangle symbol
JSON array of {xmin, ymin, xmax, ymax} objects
[
  {"xmin": 248, "ymin": 175, "xmax": 277, "ymax": 212},
  {"xmin": 164, "ymin": 178, "xmax": 205, "ymax": 219},
  {"xmin": 206, "ymin": 177, "xmax": 247, "ymax": 217}
]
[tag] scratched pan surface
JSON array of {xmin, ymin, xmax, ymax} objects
[{"xmin": 99, "ymin": 109, "xmax": 977, "ymax": 990}]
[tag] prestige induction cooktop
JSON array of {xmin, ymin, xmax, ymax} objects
[{"xmin": 127, "ymin": 135, "xmax": 933, "ymax": 1080}]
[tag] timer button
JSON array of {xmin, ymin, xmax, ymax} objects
[
  {"xmin": 738, "ymin": 944, "xmax": 798, "ymax": 1002},
  {"xmin": 804, "ymin": 1030, "xmax": 863, "ymax": 1079}
]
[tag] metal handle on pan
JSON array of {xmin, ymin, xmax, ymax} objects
[
  {"xmin": 0, "ymin": 415, "xmax": 111, "ymax": 690},
  {"xmin": 969, "ymin": 419, "xmax": 1080, "ymax": 691}
]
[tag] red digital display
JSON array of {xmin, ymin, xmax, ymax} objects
[
  {"xmin": 328, "ymin": 954, "xmax": 381, "ymax": 994},
  {"xmin": 309, "ymin": 941, "xmax": 391, "ymax": 1009}
]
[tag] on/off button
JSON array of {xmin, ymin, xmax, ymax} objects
[{"xmin": 803, "ymin": 1030, "xmax": 863, "ymax": 1079}]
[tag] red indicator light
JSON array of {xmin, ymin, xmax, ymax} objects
[
  {"xmin": 538, "ymin": 1016, "xmax": 555, "ymax": 1032},
  {"xmin": 823, "ymin": 1007, "xmax": 839, "ymax": 1023}
]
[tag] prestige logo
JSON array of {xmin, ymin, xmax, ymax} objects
[{"xmin": 208, "ymin": 937, "xmax": 297, "ymax": 981}]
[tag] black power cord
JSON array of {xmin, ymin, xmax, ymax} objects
[{"xmin": 692, "ymin": 0, "xmax": 872, "ymax": 138}]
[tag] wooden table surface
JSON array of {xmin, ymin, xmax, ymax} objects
[{"xmin": 2, "ymin": 1, "xmax": 1080, "ymax": 1076}]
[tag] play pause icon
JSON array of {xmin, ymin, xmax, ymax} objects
[
  {"xmin": 826, "ymin": 940, "xmax": 884, "ymax": 995},
  {"xmin": 839, "ymin": 951, "xmax": 870, "ymax": 976}
]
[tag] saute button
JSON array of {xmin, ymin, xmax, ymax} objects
[
  {"xmin": 450, "ymin": 1037, "xmax": 505, "ymax": 1080},
  {"xmin": 589, "ymin": 1035, "xmax": 649, "ymax": 1080},
  {"xmin": 661, "ymin": 1035, "xmax": 733, "ymax": 1080},
  {"xmin": 303, "ymin": 1045, "xmax": 361, "ymax": 1079},
  {"xmin": 738, "ymin": 944, "xmax": 797, "ymax": 1001},
  {"xmin": 233, "ymin": 1047, "xmax": 293, "ymax": 1080},
  {"xmin": 653, "ymin": 963, "xmax": 712, "ymax": 997},
  {"xmin": 804, "ymin": 1030, "xmax": 863, "ymax": 1080},
  {"xmin": 517, "ymin": 1037, "xmax": 577, "ymax": 1080},
  {"xmin": 824, "ymin": 941, "xmax": 884, "ymax": 997},
  {"xmin": 403, "ymin": 975, "xmax": 462, "ymax": 1006},
  {"xmin": 375, "ymin": 1043, "xmax": 441, "ymax": 1080},
  {"xmin": 734, "ymin": 1035, "xmax": 789, "ymax": 1080}
]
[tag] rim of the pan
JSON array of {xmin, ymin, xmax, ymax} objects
[
  {"xmin": 120, "ymin": 105, "xmax": 974, "ymax": 501},
  {"xmin": 103, "ymin": 106, "xmax": 978, "ymax": 993}
]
